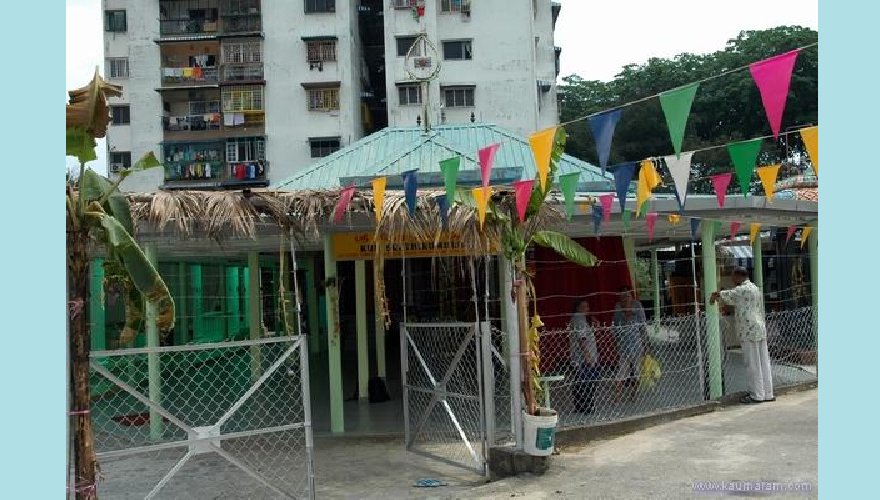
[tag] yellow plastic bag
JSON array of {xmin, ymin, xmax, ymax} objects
[{"xmin": 639, "ymin": 353, "xmax": 662, "ymax": 391}]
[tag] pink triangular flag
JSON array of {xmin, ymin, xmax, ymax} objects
[
  {"xmin": 730, "ymin": 221, "xmax": 742, "ymax": 240},
  {"xmin": 599, "ymin": 193, "xmax": 614, "ymax": 222},
  {"xmin": 512, "ymin": 179, "xmax": 534, "ymax": 222},
  {"xmin": 710, "ymin": 172, "xmax": 733, "ymax": 208},
  {"xmin": 749, "ymin": 49, "xmax": 800, "ymax": 138},
  {"xmin": 334, "ymin": 185, "xmax": 356, "ymax": 223},
  {"xmin": 785, "ymin": 225, "xmax": 798, "ymax": 245},
  {"xmin": 478, "ymin": 143, "xmax": 501, "ymax": 188},
  {"xmin": 646, "ymin": 212, "xmax": 658, "ymax": 242}
]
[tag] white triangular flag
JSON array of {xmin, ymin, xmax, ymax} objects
[{"xmin": 664, "ymin": 151, "xmax": 695, "ymax": 208}]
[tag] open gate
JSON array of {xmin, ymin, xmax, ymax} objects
[{"xmin": 401, "ymin": 322, "xmax": 494, "ymax": 475}]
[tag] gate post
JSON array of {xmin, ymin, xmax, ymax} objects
[
  {"xmin": 144, "ymin": 245, "xmax": 164, "ymax": 440},
  {"xmin": 480, "ymin": 321, "xmax": 495, "ymax": 465},
  {"xmin": 500, "ymin": 254, "xmax": 523, "ymax": 449},
  {"xmin": 701, "ymin": 224, "xmax": 723, "ymax": 399}
]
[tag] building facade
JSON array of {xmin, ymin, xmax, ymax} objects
[{"xmin": 103, "ymin": 0, "xmax": 562, "ymax": 191}]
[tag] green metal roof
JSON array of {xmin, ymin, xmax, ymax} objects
[{"xmin": 272, "ymin": 123, "xmax": 612, "ymax": 191}]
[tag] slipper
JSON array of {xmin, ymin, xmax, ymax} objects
[
  {"xmin": 761, "ymin": 397, "xmax": 776, "ymax": 403},
  {"xmin": 740, "ymin": 395, "xmax": 761, "ymax": 404},
  {"xmin": 414, "ymin": 479, "xmax": 448, "ymax": 488}
]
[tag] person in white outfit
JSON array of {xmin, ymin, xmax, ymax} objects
[{"xmin": 710, "ymin": 267, "xmax": 775, "ymax": 404}]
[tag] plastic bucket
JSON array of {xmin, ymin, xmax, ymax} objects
[{"xmin": 522, "ymin": 407, "xmax": 558, "ymax": 456}]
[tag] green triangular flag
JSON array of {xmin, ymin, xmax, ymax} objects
[
  {"xmin": 713, "ymin": 220, "xmax": 724, "ymax": 235},
  {"xmin": 659, "ymin": 83, "xmax": 699, "ymax": 157},
  {"xmin": 558, "ymin": 172, "xmax": 580, "ymax": 220},
  {"xmin": 726, "ymin": 139, "xmax": 763, "ymax": 196},
  {"xmin": 439, "ymin": 157, "xmax": 461, "ymax": 202},
  {"xmin": 622, "ymin": 209, "xmax": 632, "ymax": 232}
]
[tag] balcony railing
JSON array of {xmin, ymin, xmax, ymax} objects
[
  {"xmin": 160, "ymin": 19, "xmax": 220, "ymax": 37},
  {"xmin": 221, "ymin": 64, "xmax": 264, "ymax": 82},
  {"xmin": 164, "ymin": 160, "xmax": 224, "ymax": 182},
  {"xmin": 161, "ymin": 66, "xmax": 220, "ymax": 86},
  {"xmin": 163, "ymin": 114, "xmax": 222, "ymax": 132},
  {"xmin": 221, "ymin": 13, "xmax": 262, "ymax": 33},
  {"xmin": 223, "ymin": 160, "xmax": 269, "ymax": 186}
]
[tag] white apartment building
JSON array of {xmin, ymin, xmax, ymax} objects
[{"xmin": 103, "ymin": 0, "xmax": 562, "ymax": 190}]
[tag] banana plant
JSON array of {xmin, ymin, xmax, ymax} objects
[{"xmin": 66, "ymin": 68, "xmax": 175, "ymax": 499}]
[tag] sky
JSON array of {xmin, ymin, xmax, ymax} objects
[{"xmin": 66, "ymin": 0, "xmax": 818, "ymax": 175}]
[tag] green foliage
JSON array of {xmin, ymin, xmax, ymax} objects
[
  {"xmin": 531, "ymin": 231, "xmax": 598, "ymax": 268},
  {"xmin": 66, "ymin": 126, "xmax": 97, "ymax": 164}
]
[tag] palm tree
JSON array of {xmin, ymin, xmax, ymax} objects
[{"xmin": 66, "ymin": 69, "xmax": 175, "ymax": 499}]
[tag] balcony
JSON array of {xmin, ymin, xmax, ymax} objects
[
  {"xmin": 157, "ymin": 0, "xmax": 262, "ymax": 42},
  {"xmin": 160, "ymin": 66, "xmax": 220, "ymax": 87},
  {"xmin": 221, "ymin": 64, "xmax": 264, "ymax": 83},
  {"xmin": 222, "ymin": 160, "xmax": 269, "ymax": 187},
  {"xmin": 220, "ymin": 12, "xmax": 262, "ymax": 35}
]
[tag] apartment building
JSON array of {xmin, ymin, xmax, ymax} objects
[{"xmin": 103, "ymin": 0, "xmax": 562, "ymax": 191}]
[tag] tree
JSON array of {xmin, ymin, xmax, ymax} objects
[
  {"xmin": 558, "ymin": 26, "xmax": 818, "ymax": 196},
  {"xmin": 66, "ymin": 69, "xmax": 175, "ymax": 499}
]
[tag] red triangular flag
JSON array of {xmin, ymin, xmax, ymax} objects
[
  {"xmin": 730, "ymin": 221, "xmax": 742, "ymax": 240},
  {"xmin": 512, "ymin": 179, "xmax": 534, "ymax": 222},
  {"xmin": 749, "ymin": 49, "xmax": 800, "ymax": 138},
  {"xmin": 646, "ymin": 212, "xmax": 658, "ymax": 242},
  {"xmin": 785, "ymin": 225, "xmax": 798, "ymax": 245},
  {"xmin": 334, "ymin": 185, "xmax": 356, "ymax": 223},
  {"xmin": 710, "ymin": 173, "xmax": 733, "ymax": 208},
  {"xmin": 599, "ymin": 193, "xmax": 614, "ymax": 222},
  {"xmin": 478, "ymin": 143, "xmax": 501, "ymax": 188}
]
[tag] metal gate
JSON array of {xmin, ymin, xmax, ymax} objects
[
  {"xmin": 88, "ymin": 336, "xmax": 315, "ymax": 499},
  {"xmin": 401, "ymin": 322, "xmax": 493, "ymax": 475}
]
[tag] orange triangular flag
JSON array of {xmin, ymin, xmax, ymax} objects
[
  {"xmin": 372, "ymin": 177, "xmax": 387, "ymax": 224},
  {"xmin": 749, "ymin": 223, "xmax": 761, "ymax": 244},
  {"xmin": 668, "ymin": 214, "xmax": 681, "ymax": 225},
  {"xmin": 757, "ymin": 164, "xmax": 781, "ymax": 201},
  {"xmin": 800, "ymin": 126, "xmax": 818, "ymax": 177},
  {"xmin": 473, "ymin": 186, "xmax": 492, "ymax": 230},
  {"xmin": 529, "ymin": 127, "xmax": 557, "ymax": 191},
  {"xmin": 801, "ymin": 226, "xmax": 813, "ymax": 249}
]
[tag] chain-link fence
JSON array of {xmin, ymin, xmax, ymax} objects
[
  {"xmin": 723, "ymin": 306, "xmax": 817, "ymax": 396},
  {"xmin": 89, "ymin": 336, "xmax": 314, "ymax": 499}
]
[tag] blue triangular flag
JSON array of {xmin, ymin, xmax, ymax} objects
[
  {"xmin": 673, "ymin": 189, "xmax": 685, "ymax": 213},
  {"xmin": 690, "ymin": 217, "xmax": 701, "ymax": 241},
  {"xmin": 402, "ymin": 169, "xmax": 418, "ymax": 216},
  {"xmin": 588, "ymin": 109, "xmax": 623, "ymax": 172},
  {"xmin": 611, "ymin": 162, "xmax": 637, "ymax": 213},
  {"xmin": 436, "ymin": 194, "xmax": 449, "ymax": 227},
  {"xmin": 592, "ymin": 204, "xmax": 603, "ymax": 234}
]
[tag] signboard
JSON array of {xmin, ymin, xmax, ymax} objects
[{"xmin": 331, "ymin": 232, "xmax": 498, "ymax": 261}]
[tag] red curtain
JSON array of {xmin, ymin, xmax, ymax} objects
[{"xmin": 530, "ymin": 236, "xmax": 633, "ymax": 373}]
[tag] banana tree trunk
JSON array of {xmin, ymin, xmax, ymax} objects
[
  {"xmin": 68, "ymin": 226, "xmax": 98, "ymax": 499},
  {"xmin": 514, "ymin": 257, "xmax": 536, "ymax": 416}
]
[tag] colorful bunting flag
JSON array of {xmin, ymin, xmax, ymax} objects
[
  {"xmin": 637, "ymin": 159, "xmax": 661, "ymax": 216},
  {"xmin": 529, "ymin": 127, "xmax": 557, "ymax": 191},
  {"xmin": 402, "ymin": 169, "xmax": 418, "ymax": 216},
  {"xmin": 478, "ymin": 143, "xmax": 501, "ymax": 188},
  {"xmin": 757, "ymin": 164, "xmax": 781, "ymax": 200},
  {"xmin": 730, "ymin": 221, "xmax": 742, "ymax": 240},
  {"xmin": 440, "ymin": 157, "xmax": 461, "ymax": 203},
  {"xmin": 664, "ymin": 151, "xmax": 695, "ymax": 209},
  {"xmin": 611, "ymin": 162, "xmax": 637, "ymax": 213},
  {"xmin": 559, "ymin": 172, "xmax": 580, "ymax": 220},
  {"xmin": 800, "ymin": 126, "xmax": 818, "ymax": 176},
  {"xmin": 592, "ymin": 205, "xmax": 603, "ymax": 234},
  {"xmin": 472, "ymin": 186, "xmax": 492, "ymax": 230},
  {"xmin": 599, "ymin": 193, "xmax": 614, "ymax": 222},
  {"xmin": 750, "ymin": 49, "xmax": 800, "ymax": 138},
  {"xmin": 727, "ymin": 139, "xmax": 763, "ymax": 196},
  {"xmin": 659, "ymin": 83, "xmax": 699, "ymax": 157},
  {"xmin": 333, "ymin": 185, "xmax": 356, "ymax": 224},
  {"xmin": 588, "ymin": 109, "xmax": 622, "ymax": 171},
  {"xmin": 622, "ymin": 209, "xmax": 632, "ymax": 232},
  {"xmin": 785, "ymin": 225, "xmax": 798, "ymax": 245},
  {"xmin": 690, "ymin": 218, "xmax": 701, "ymax": 241},
  {"xmin": 646, "ymin": 212, "xmax": 658, "ymax": 242},
  {"xmin": 371, "ymin": 177, "xmax": 386, "ymax": 224},
  {"xmin": 710, "ymin": 172, "xmax": 733, "ymax": 208},
  {"xmin": 668, "ymin": 214, "xmax": 681, "ymax": 225},
  {"xmin": 749, "ymin": 223, "xmax": 761, "ymax": 244},
  {"xmin": 512, "ymin": 179, "xmax": 534, "ymax": 222},
  {"xmin": 713, "ymin": 220, "xmax": 724, "ymax": 234},
  {"xmin": 801, "ymin": 226, "xmax": 813, "ymax": 249},
  {"xmin": 436, "ymin": 194, "xmax": 449, "ymax": 227}
]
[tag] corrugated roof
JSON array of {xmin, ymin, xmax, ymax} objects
[{"xmin": 273, "ymin": 123, "xmax": 612, "ymax": 191}]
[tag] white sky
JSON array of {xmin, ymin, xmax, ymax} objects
[{"xmin": 66, "ymin": 0, "xmax": 818, "ymax": 174}]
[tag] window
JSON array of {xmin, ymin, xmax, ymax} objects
[
  {"xmin": 443, "ymin": 86, "xmax": 475, "ymax": 107},
  {"xmin": 222, "ymin": 41, "xmax": 262, "ymax": 64},
  {"xmin": 310, "ymin": 137, "xmax": 340, "ymax": 158},
  {"xmin": 110, "ymin": 105, "xmax": 130, "ymax": 125},
  {"xmin": 442, "ymin": 40, "xmax": 472, "ymax": 60},
  {"xmin": 106, "ymin": 58, "xmax": 129, "ymax": 79},
  {"xmin": 397, "ymin": 84, "xmax": 422, "ymax": 106},
  {"xmin": 308, "ymin": 88, "xmax": 340, "ymax": 111},
  {"xmin": 109, "ymin": 151, "xmax": 132, "ymax": 172},
  {"xmin": 226, "ymin": 137, "xmax": 266, "ymax": 162},
  {"xmin": 392, "ymin": 0, "xmax": 417, "ymax": 8},
  {"xmin": 222, "ymin": 85, "xmax": 264, "ymax": 112},
  {"xmin": 306, "ymin": 41, "xmax": 337, "ymax": 62},
  {"xmin": 441, "ymin": 0, "xmax": 470, "ymax": 13},
  {"xmin": 189, "ymin": 100, "xmax": 221, "ymax": 115},
  {"xmin": 304, "ymin": 0, "xmax": 335, "ymax": 13},
  {"xmin": 396, "ymin": 36, "xmax": 421, "ymax": 57},
  {"xmin": 105, "ymin": 10, "xmax": 127, "ymax": 32}
]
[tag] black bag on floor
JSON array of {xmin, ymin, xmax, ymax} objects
[{"xmin": 368, "ymin": 377, "xmax": 390, "ymax": 403}]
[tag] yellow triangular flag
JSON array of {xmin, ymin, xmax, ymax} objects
[
  {"xmin": 801, "ymin": 226, "xmax": 813, "ymax": 249},
  {"xmin": 473, "ymin": 186, "xmax": 492, "ymax": 230},
  {"xmin": 749, "ymin": 223, "xmax": 761, "ymax": 244},
  {"xmin": 756, "ymin": 164, "xmax": 781, "ymax": 201},
  {"xmin": 578, "ymin": 203, "xmax": 589, "ymax": 214},
  {"xmin": 529, "ymin": 127, "xmax": 557, "ymax": 191},
  {"xmin": 668, "ymin": 214, "xmax": 681, "ymax": 225},
  {"xmin": 371, "ymin": 176, "xmax": 387, "ymax": 224},
  {"xmin": 636, "ymin": 159, "xmax": 661, "ymax": 216},
  {"xmin": 800, "ymin": 126, "xmax": 818, "ymax": 176}
]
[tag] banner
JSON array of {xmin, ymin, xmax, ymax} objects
[
  {"xmin": 612, "ymin": 162, "xmax": 637, "ymax": 213},
  {"xmin": 478, "ymin": 143, "xmax": 501, "ymax": 188},
  {"xmin": 371, "ymin": 176, "xmax": 386, "ymax": 224},
  {"xmin": 668, "ymin": 214, "xmax": 681, "ymax": 225},
  {"xmin": 334, "ymin": 185, "xmax": 356, "ymax": 224},
  {"xmin": 559, "ymin": 172, "xmax": 580, "ymax": 220},
  {"xmin": 659, "ymin": 83, "xmax": 699, "ymax": 157},
  {"xmin": 664, "ymin": 151, "xmax": 695, "ymax": 209},
  {"xmin": 730, "ymin": 221, "xmax": 742, "ymax": 241},
  {"xmin": 331, "ymin": 231, "xmax": 498, "ymax": 261},
  {"xmin": 588, "ymin": 109, "xmax": 622, "ymax": 171},
  {"xmin": 512, "ymin": 179, "xmax": 534, "ymax": 222},
  {"xmin": 750, "ymin": 49, "xmax": 800, "ymax": 138},
  {"xmin": 599, "ymin": 193, "xmax": 614, "ymax": 222},
  {"xmin": 646, "ymin": 212, "xmax": 658, "ymax": 241},
  {"xmin": 402, "ymin": 169, "xmax": 419, "ymax": 215},
  {"xmin": 440, "ymin": 156, "xmax": 461, "ymax": 202},
  {"xmin": 637, "ymin": 159, "xmax": 661, "ymax": 215},
  {"xmin": 473, "ymin": 186, "xmax": 492, "ymax": 229},
  {"xmin": 800, "ymin": 126, "xmax": 818, "ymax": 176},
  {"xmin": 529, "ymin": 127, "xmax": 557, "ymax": 191},
  {"xmin": 727, "ymin": 138, "xmax": 763, "ymax": 195},
  {"xmin": 756, "ymin": 164, "xmax": 781, "ymax": 200},
  {"xmin": 710, "ymin": 172, "xmax": 733, "ymax": 208},
  {"xmin": 749, "ymin": 222, "xmax": 761, "ymax": 244}
]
